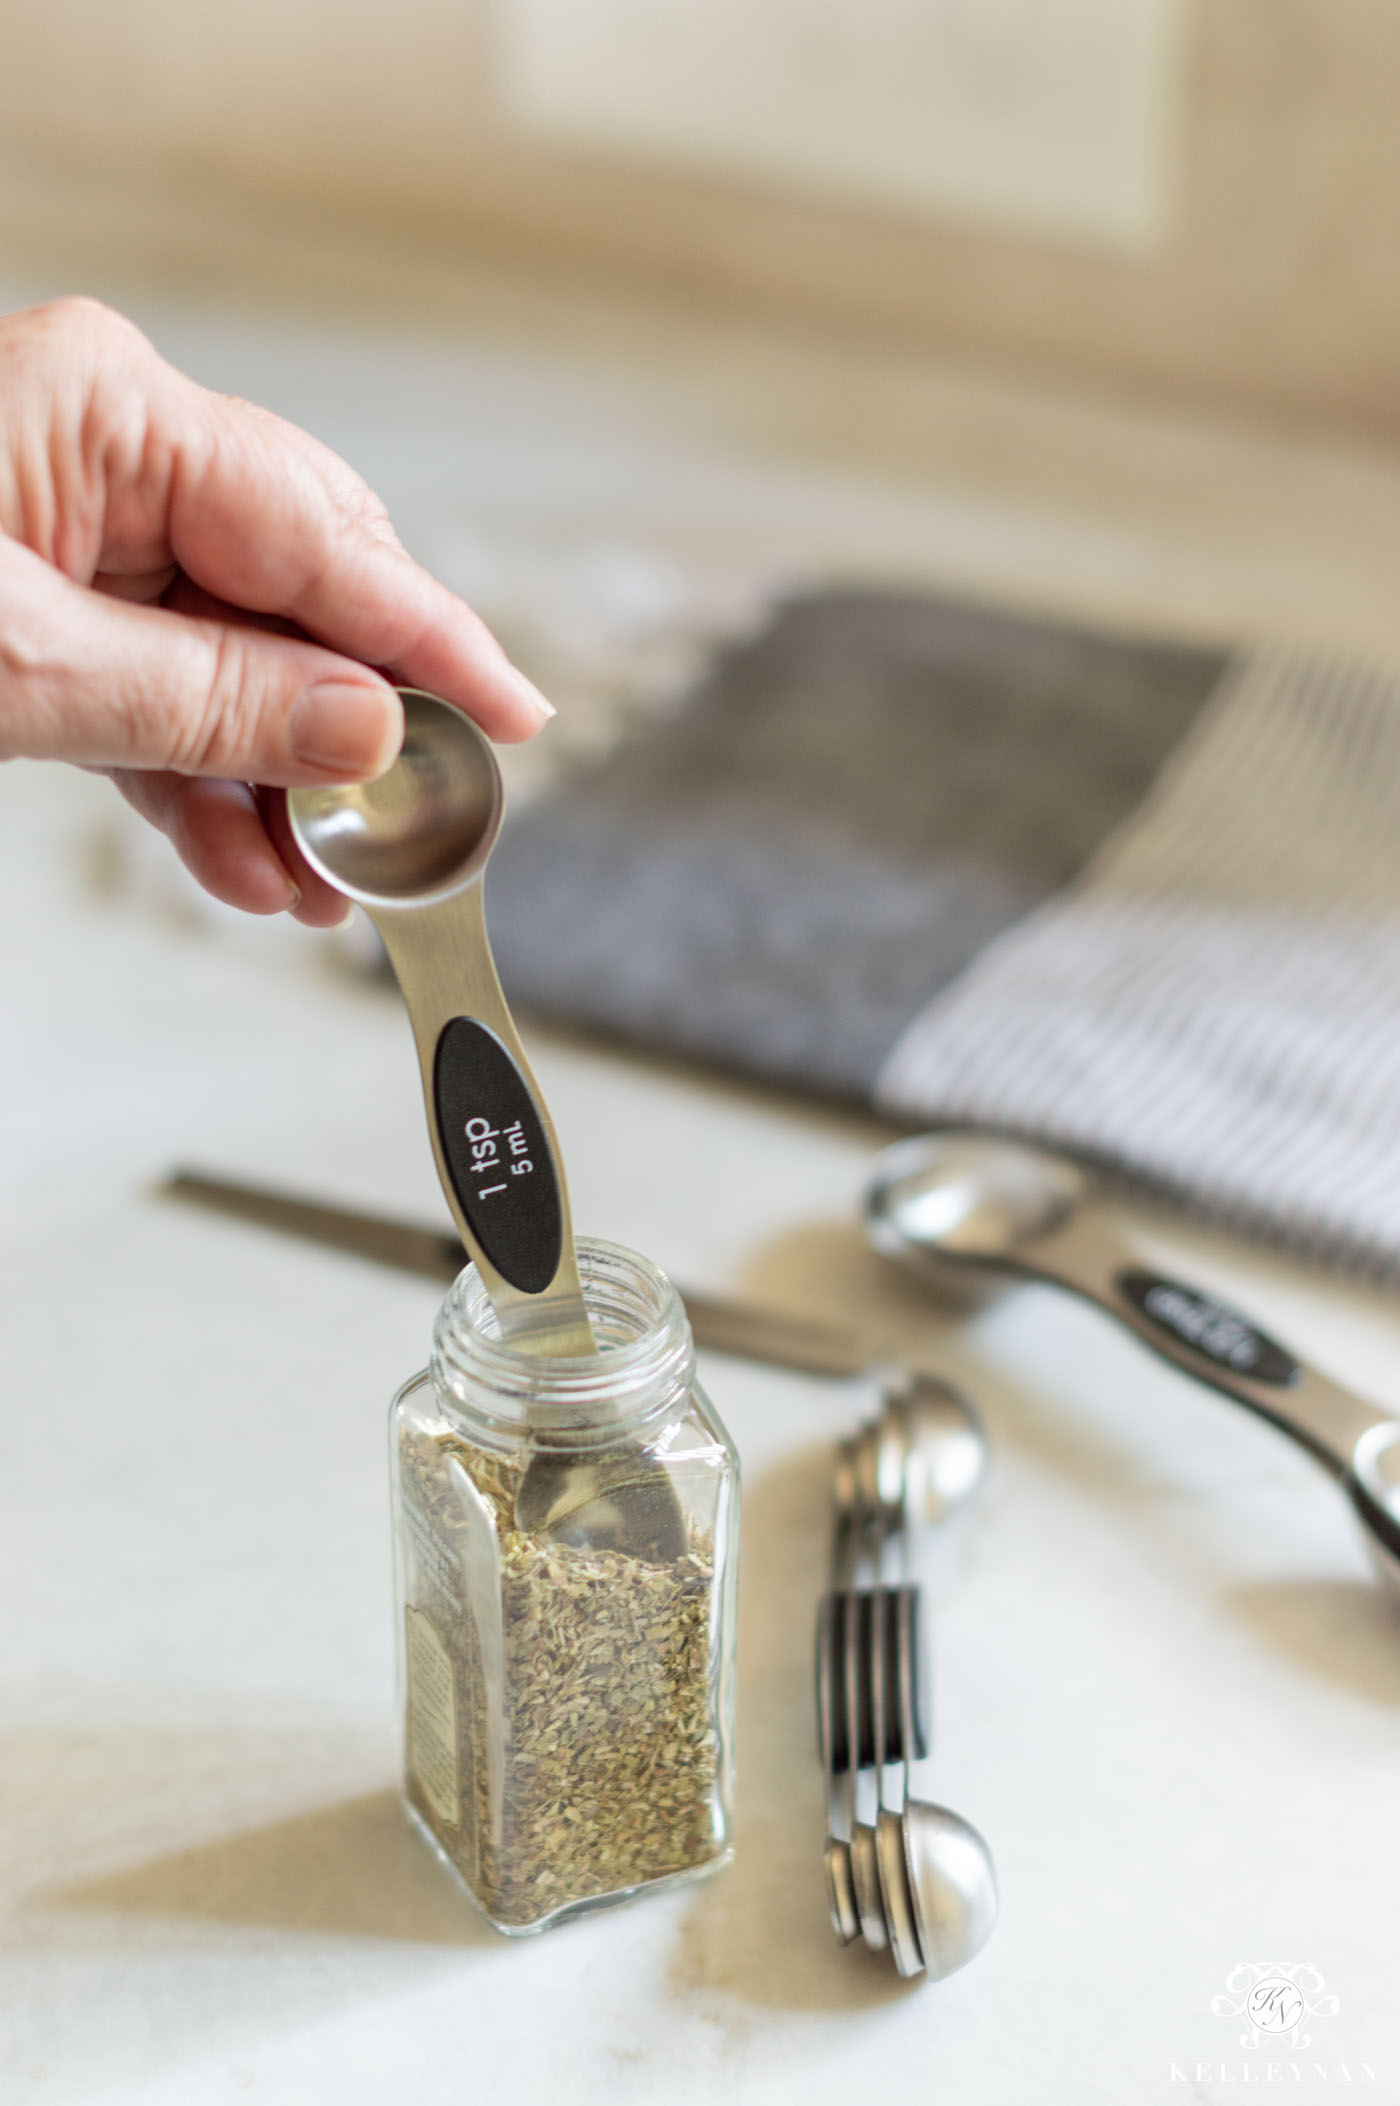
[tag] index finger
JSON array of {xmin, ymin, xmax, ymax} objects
[{"xmin": 168, "ymin": 388, "xmax": 553, "ymax": 743}]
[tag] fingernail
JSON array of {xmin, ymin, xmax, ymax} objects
[
  {"xmin": 511, "ymin": 669, "xmax": 556, "ymax": 723},
  {"xmin": 290, "ymin": 682, "xmax": 403, "ymax": 776},
  {"xmin": 266, "ymin": 853, "xmax": 301, "ymax": 912}
]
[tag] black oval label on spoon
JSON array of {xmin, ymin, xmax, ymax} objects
[
  {"xmin": 432, "ymin": 1018, "xmax": 562, "ymax": 1294},
  {"xmin": 1116, "ymin": 1270, "xmax": 1299, "ymax": 1386}
]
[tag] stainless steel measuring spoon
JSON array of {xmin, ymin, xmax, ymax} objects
[
  {"xmin": 862, "ymin": 1395, "xmax": 996, "ymax": 1981},
  {"xmin": 288, "ymin": 689, "xmax": 685, "ymax": 1558},
  {"xmin": 866, "ymin": 1131, "xmax": 1400, "ymax": 1591},
  {"xmin": 886, "ymin": 1585, "xmax": 998, "ymax": 1982},
  {"xmin": 289, "ymin": 689, "xmax": 590, "ymax": 1356},
  {"xmin": 817, "ymin": 1436, "xmax": 863, "ymax": 1948}
]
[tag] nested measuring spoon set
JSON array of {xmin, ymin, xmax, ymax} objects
[{"xmin": 816, "ymin": 1375, "xmax": 998, "ymax": 1980}]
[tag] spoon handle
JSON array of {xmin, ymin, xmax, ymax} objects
[
  {"xmin": 1027, "ymin": 1208, "xmax": 1391, "ymax": 1475},
  {"xmin": 371, "ymin": 885, "xmax": 595, "ymax": 1357}
]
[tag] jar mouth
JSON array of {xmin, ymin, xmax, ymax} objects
[{"xmin": 431, "ymin": 1236, "xmax": 696, "ymax": 1447}]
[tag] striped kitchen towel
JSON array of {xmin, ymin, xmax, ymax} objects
[
  {"xmin": 877, "ymin": 645, "xmax": 1400, "ymax": 1278},
  {"xmin": 487, "ymin": 588, "xmax": 1400, "ymax": 1279}
]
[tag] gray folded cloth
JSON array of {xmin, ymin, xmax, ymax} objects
[
  {"xmin": 488, "ymin": 587, "xmax": 1400, "ymax": 1278},
  {"xmin": 489, "ymin": 589, "xmax": 1225, "ymax": 1095}
]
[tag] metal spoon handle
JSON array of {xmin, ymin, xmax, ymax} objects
[
  {"xmin": 894, "ymin": 1586, "xmax": 919, "ymax": 1811},
  {"xmin": 1025, "ymin": 1206, "xmax": 1396, "ymax": 1480},
  {"xmin": 815, "ymin": 1592, "xmax": 861, "ymax": 1946},
  {"xmin": 370, "ymin": 887, "xmax": 593, "ymax": 1356}
]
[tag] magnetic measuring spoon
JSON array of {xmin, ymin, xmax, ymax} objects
[
  {"xmin": 289, "ymin": 689, "xmax": 685, "ymax": 1558},
  {"xmin": 866, "ymin": 1132, "xmax": 1400, "ymax": 1592}
]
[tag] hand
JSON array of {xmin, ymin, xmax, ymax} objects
[{"xmin": 0, "ymin": 297, "xmax": 553, "ymax": 925}]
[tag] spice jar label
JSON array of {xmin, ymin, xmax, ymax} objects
[{"xmin": 404, "ymin": 1605, "xmax": 460, "ymax": 1829}]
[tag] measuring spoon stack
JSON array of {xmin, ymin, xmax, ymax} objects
[{"xmin": 815, "ymin": 1373, "xmax": 998, "ymax": 1981}]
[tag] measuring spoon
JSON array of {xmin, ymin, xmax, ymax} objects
[
  {"xmin": 819, "ymin": 1437, "xmax": 862, "ymax": 1947},
  {"xmin": 866, "ymin": 1132, "xmax": 1400, "ymax": 1591},
  {"xmin": 289, "ymin": 689, "xmax": 590, "ymax": 1355},
  {"xmin": 288, "ymin": 690, "xmax": 685, "ymax": 1558}
]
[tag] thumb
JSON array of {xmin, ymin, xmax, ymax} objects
[{"xmin": 0, "ymin": 535, "xmax": 403, "ymax": 781}]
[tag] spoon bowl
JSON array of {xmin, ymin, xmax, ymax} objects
[
  {"xmin": 901, "ymin": 1800, "xmax": 999, "ymax": 1981},
  {"xmin": 854, "ymin": 1421, "xmax": 896, "ymax": 1535},
  {"xmin": 877, "ymin": 1374, "xmax": 988, "ymax": 1532},
  {"xmin": 1347, "ymin": 1425, "xmax": 1400, "ymax": 1587},
  {"xmin": 824, "ymin": 1837, "xmax": 860, "ymax": 1946},
  {"xmin": 850, "ymin": 1820, "xmax": 889, "ymax": 1952},
  {"xmin": 866, "ymin": 1131, "xmax": 1085, "ymax": 1299},
  {"xmin": 288, "ymin": 690, "xmax": 502, "ymax": 907},
  {"xmin": 875, "ymin": 1808, "xmax": 924, "ymax": 1978},
  {"xmin": 832, "ymin": 1434, "xmax": 860, "ymax": 1539}
]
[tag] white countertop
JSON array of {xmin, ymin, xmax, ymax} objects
[{"xmin": 2, "ymin": 272, "xmax": 1398, "ymax": 2105}]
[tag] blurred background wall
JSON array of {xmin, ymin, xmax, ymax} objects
[{"xmin": 2, "ymin": 0, "xmax": 1400, "ymax": 439}]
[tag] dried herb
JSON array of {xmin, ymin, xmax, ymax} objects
[{"xmin": 398, "ymin": 1426, "xmax": 724, "ymax": 1928}]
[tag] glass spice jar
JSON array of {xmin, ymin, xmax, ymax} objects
[{"xmin": 390, "ymin": 1236, "xmax": 739, "ymax": 1935}]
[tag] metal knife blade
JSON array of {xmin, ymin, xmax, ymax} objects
[{"xmin": 160, "ymin": 1168, "xmax": 876, "ymax": 1382}]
